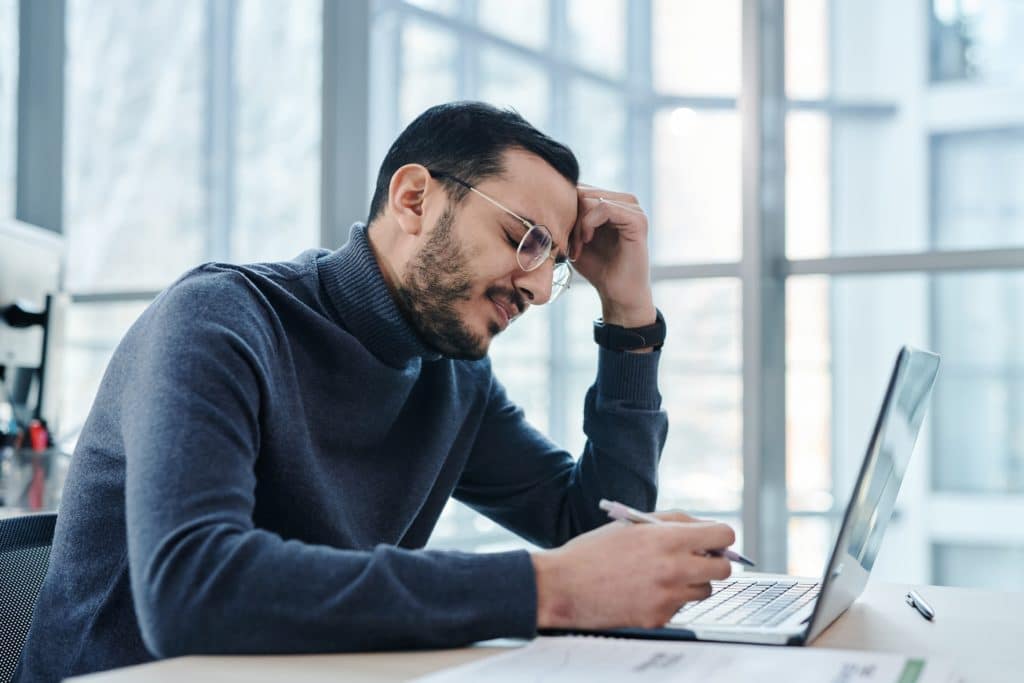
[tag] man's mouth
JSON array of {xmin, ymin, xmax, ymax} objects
[{"xmin": 490, "ymin": 296, "xmax": 517, "ymax": 330}]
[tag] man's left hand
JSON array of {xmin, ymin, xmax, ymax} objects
[{"xmin": 571, "ymin": 184, "xmax": 656, "ymax": 328}]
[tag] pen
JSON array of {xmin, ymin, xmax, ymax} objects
[
  {"xmin": 599, "ymin": 499, "xmax": 756, "ymax": 567},
  {"xmin": 905, "ymin": 590, "xmax": 935, "ymax": 621}
]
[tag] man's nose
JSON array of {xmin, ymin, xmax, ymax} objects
[{"xmin": 512, "ymin": 260, "xmax": 554, "ymax": 306}]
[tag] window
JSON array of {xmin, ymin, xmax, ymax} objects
[
  {"xmin": 65, "ymin": 0, "xmax": 206, "ymax": 292},
  {"xmin": 61, "ymin": 0, "xmax": 321, "ymax": 436},
  {"xmin": 780, "ymin": 1, "xmax": 1024, "ymax": 587},
  {"xmin": 933, "ymin": 129, "xmax": 1024, "ymax": 252}
]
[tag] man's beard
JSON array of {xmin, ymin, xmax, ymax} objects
[{"xmin": 394, "ymin": 206, "xmax": 498, "ymax": 360}]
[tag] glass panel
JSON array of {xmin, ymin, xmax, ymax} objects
[
  {"xmin": 566, "ymin": 80, "xmax": 627, "ymax": 190},
  {"xmin": 786, "ymin": 273, "xmax": 932, "ymax": 585},
  {"xmin": 933, "ymin": 543, "xmax": 1024, "ymax": 591},
  {"xmin": 790, "ymin": 115, "xmax": 926, "ymax": 258},
  {"xmin": 652, "ymin": 109, "xmax": 741, "ymax": 263},
  {"xmin": 566, "ymin": 0, "xmax": 626, "ymax": 78},
  {"xmin": 933, "ymin": 272, "xmax": 1024, "ymax": 493},
  {"xmin": 788, "ymin": 516, "xmax": 835, "ymax": 577},
  {"xmin": 60, "ymin": 301, "xmax": 149, "ymax": 443},
  {"xmin": 233, "ymin": 0, "xmax": 321, "ymax": 262},
  {"xmin": 655, "ymin": 279, "xmax": 742, "ymax": 511},
  {"xmin": 787, "ymin": 4, "xmax": 945, "ymax": 257},
  {"xmin": 399, "ymin": 21, "xmax": 458, "ymax": 127},
  {"xmin": 786, "ymin": 112, "xmax": 831, "ymax": 259},
  {"xmin": 788, "ymin": 273, "xmax": 931, "ymax": 490},
  {"xmin": 933, "ymin": 129, "xmax": 1024, "ymax": 252},
  {"xmin": 563, "ymin": 284, "xmax": 603, "ymax": 459},
  {"xmin": 785, "ymin": 277, "xmax": 833, "ymax": 513},
  {"xmin": 652, "ymin": 0, "xmax": 740, "ymax": 96},
  {"xmin": 430, "ymin": 497, "xmax": 534, "ymax": 552},
  {"xmin": 785, "ymin": 0, "xmax": 829, "ymax": 100},
  {"xmin": 478, "ymin": 47, "xmax": 550, "ymax": 130},
  {"xmin": 0, "ymin": 0, "xmax": 16, "ymax": 219},
  {"xmin": 478, "ymin": 0, "xmax": 548, "ymax": 51},
  {"xmin": 489, "ymin": 303, "xmax": 551, "ymax": 434},
  {"xmin": 830, "ymin": 2, "xmax": 905, "ymax": 101},
  {"xmin": 65, "ymin": 0, "xmax": 205, "ymax": 291},
  {"xmin": 930, "ymin": 0, "xmax": 1024, "ymax": 84}
]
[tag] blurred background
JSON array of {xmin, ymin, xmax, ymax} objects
[{"xmin": 1, "ymin": 0, "xmax": 1022, "ymax": 590}]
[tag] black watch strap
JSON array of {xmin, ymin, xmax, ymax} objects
[{"xmin": 593, "ymin": 309, "xmax": 666, "ymax": 351}]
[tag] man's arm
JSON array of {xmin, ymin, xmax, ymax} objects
[
  {"xmin": 454, "ymin": 347, "xmax": 666, "ymax": 548},
  {"xmin": 455, "ymin": 183, "xmax": 668, "ymax": 546},
  {"xmin": 121, "ymin": 273, "xmax": 537, "ymax": 657}
]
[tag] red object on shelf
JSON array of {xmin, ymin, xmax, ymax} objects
[{"xmin": 28, "ymin": 420, "xmax": 48, "ymax": 452}]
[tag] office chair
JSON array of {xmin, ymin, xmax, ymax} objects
[{"xmin": 0, "ymin": 512, "xmax": 56, "ymax": 683}]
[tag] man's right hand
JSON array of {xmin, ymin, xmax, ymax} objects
[{"xmin": 531, "ymin": 516, "xmax": 736, "ymax": 631}]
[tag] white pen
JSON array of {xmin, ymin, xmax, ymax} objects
[{"xmin": 599, "ymin": 498, "xmax": 756, "ymax": 567}]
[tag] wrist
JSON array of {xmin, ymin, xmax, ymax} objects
[
  {"xmin": 531, "ymin": 550, "xmax": 573, "ymax": 629},
  {"xmin": 594, "ymin": 308, "xmax": 666, "ymax": 353},
  {"xmin": 599, "ymin": 299, "xmax": 656, "ymax": 329}
]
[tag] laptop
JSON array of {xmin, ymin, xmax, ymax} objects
[{"xmin": 560, "ymin": 345, "xmax": 941, "ymax": 646}]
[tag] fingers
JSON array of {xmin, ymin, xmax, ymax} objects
[
  {"xmin": 598, "ymin": 197, "xmax": 646, "ymax": 215},
  {"xmin": 650, "ymin": 509, "xmax": 706, "ymax": 524},
  {"xmin": 684, "ymin": 554, "xmax": 733, "ymax": 583},
  {"xmin": 574, "ymin": 196, "xmax": 647, "ymax": 260},
  {"xmin": 647, "ymin": 518, "xmax": 737, "ymax": 547},
  {"xmin": 577, "ymin": 184, "xmax": 641, "ymax": 208}
]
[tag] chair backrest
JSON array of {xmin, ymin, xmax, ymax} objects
[{"xmin": 0, "ymin": 513, "xmax": 57, "ymax": 683}]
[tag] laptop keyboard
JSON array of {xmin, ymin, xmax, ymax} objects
[{"xmin": 671, "ymin": 579, "xmax": 821, "ymax": 628}]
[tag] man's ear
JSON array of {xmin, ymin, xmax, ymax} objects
[{"xmin": 387, "ymin": 164, "xmax": 434, "ymax": 236}]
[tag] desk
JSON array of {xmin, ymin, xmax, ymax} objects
[{"xmin": 71, "ymin": 581, "xmax": 1023, "ymax": 683}]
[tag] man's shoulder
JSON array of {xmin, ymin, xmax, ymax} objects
[
  {"xmin": 142, "ymin": 260, "xmax": 305, "ymax": 348},
  {"xmin": 155, "ymin": 250, "xmax": 323, "ymax": 316},
  {"xmin": 154, "ymin": 263, "xmax": 265, "ymax": 318}
]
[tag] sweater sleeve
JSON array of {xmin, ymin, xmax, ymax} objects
[
  {"xmin": 454, "ymin": 347, "xmax": 668, "ymax": 548},
  {"xmin": 121, "ymin": 272, "xmax": 537, "ymax": 657}
]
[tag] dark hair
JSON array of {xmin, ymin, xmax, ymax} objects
[{"xmin": 367, "ymin": 101, "xmax": 579, "ymax": 224}]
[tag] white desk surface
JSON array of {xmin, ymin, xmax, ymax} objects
[{"xmin": 71, "ymin": 580, "xmax": 1023, "ymax": 683}]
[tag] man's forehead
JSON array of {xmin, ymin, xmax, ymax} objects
[{"xmin": 484, "ymin": 153, "xmax": 578, "ymax": 252}]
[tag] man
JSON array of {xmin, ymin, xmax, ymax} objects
[{"xmin": 17, "ymin": 102, "xmax": 735, "ymax": 681}]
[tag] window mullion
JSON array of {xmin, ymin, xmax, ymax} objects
[
  {"xmin": 203, "ymin": 0, "xmax": 236, "ymax": 262},
  {"xmin": 321, "ymin": 0, "xmax": 372, "ymax": 247},
  {"xmin": 741, "ymin": 0, "xmax": 788, "ymax": 572},
  {"xmin": 547, "ymin": 0, "xmax": 569, "ymax": 447},
  {"xmin": 15, "ymin": 0, "xmax": 65, "ymax": 234}
]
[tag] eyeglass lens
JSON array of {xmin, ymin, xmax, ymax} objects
[{"xmin": 517, "ymin": 225, "xmax": 570, "ymax": 300}]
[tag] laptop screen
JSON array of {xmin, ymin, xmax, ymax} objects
[{"xmin": 806, "ymin": 346, "xmax": 941, "ymax": 643}]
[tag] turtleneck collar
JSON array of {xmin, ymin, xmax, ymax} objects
[{"xmin": 316, "ymin": 223, "xmax": 442, "ymax": 367}]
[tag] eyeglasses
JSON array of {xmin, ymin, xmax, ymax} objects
[{"xmin": 428, "ymin": 170, "xmax": 573, "ymax": 303}]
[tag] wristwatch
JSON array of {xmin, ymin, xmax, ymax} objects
[{"xmin": 593, "ymin": 309, "xmax": 666, "ymax": 352}]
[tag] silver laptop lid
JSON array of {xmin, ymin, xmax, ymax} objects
[{"xmin": 804, "ymin": 346, "xmax": 941, "ymax": 643}]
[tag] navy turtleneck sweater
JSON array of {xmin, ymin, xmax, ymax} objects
[{"xmin": 17, "ymin": 224, "xmax": 667, "ymax": 681}]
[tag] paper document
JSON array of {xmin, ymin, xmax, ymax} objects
[{"xmin": 410, "ymin": 637, "xmax": 961, "ymax": 683}]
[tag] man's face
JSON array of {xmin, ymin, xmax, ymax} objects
[{"xmin": 396, "ymin": 149, "xmax": 578, "ymax": 360}]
